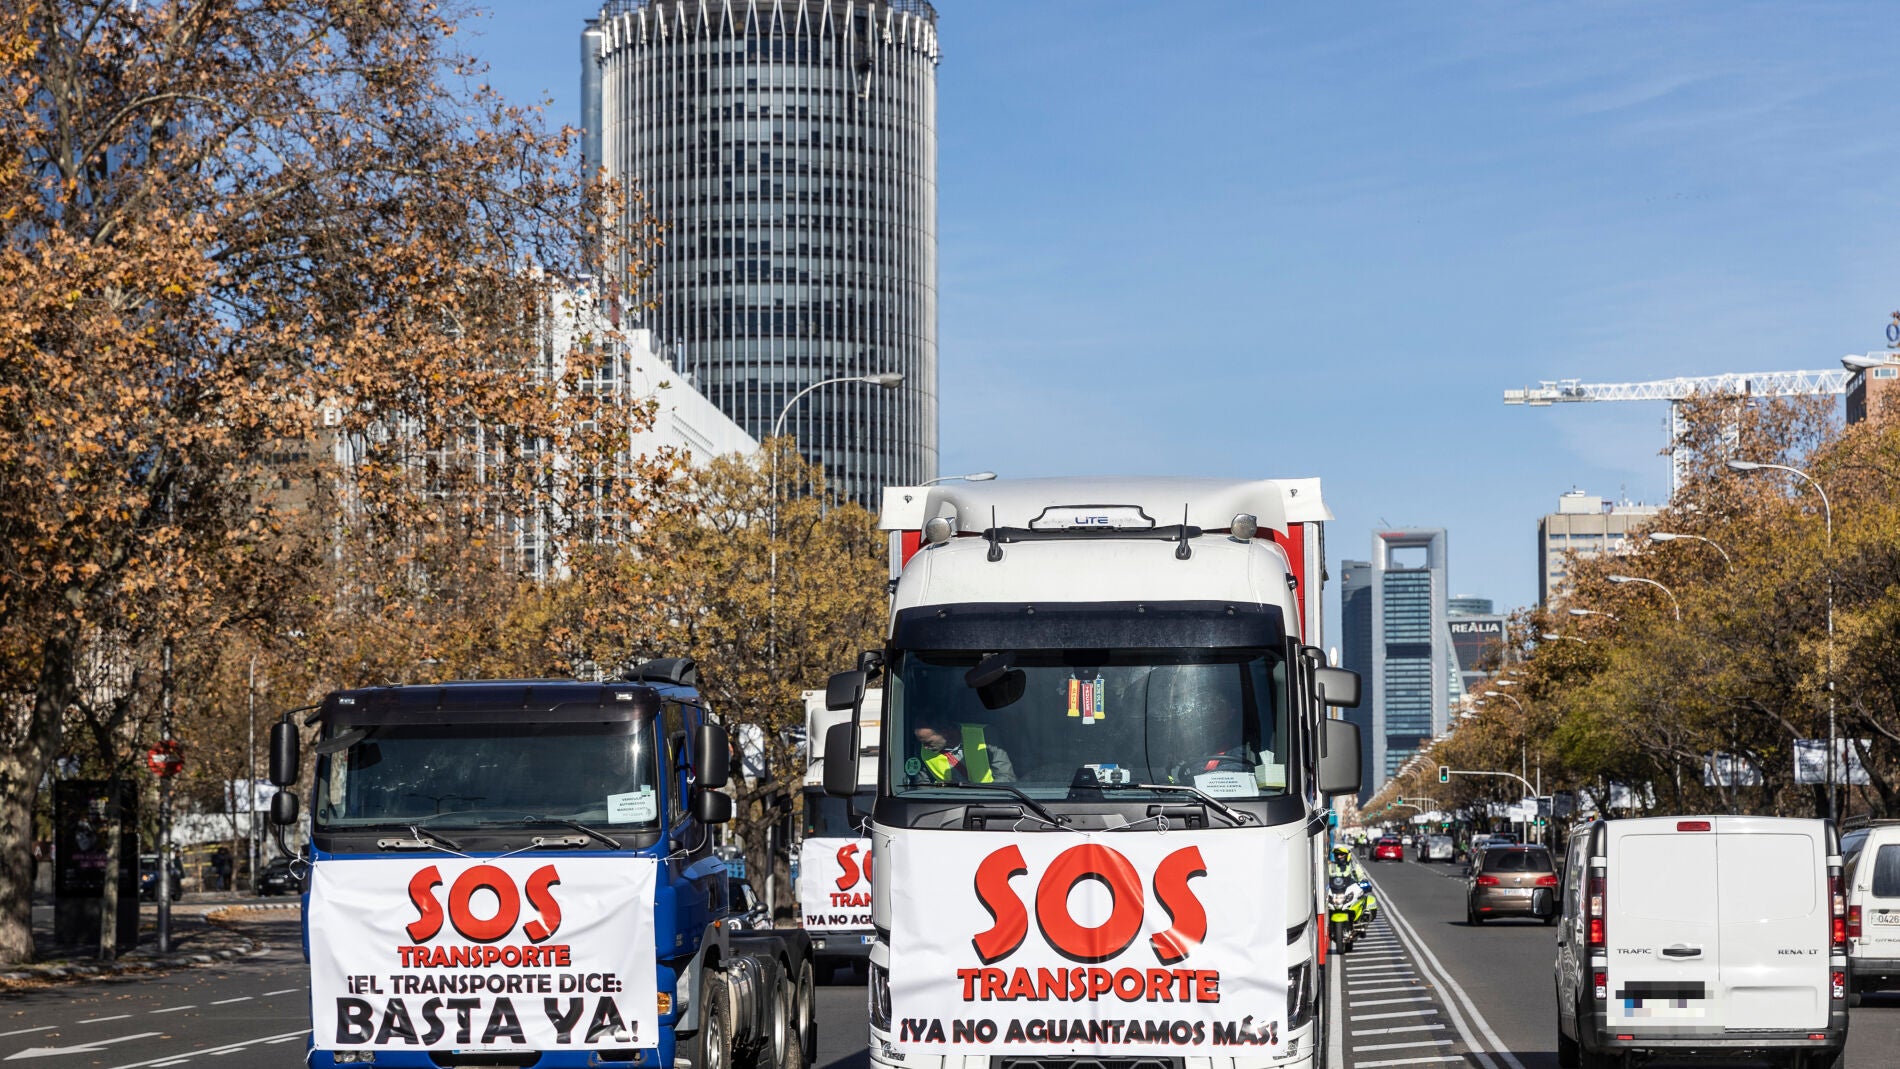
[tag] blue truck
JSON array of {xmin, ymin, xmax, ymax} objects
[{"xmin": 266, "ymin": 659, "xmax": 814, "ymax": 1069}]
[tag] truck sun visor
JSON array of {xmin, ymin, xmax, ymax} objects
[{"xmin": 892, "ymin": 601, "xmax": 1286, "ymax": 651}]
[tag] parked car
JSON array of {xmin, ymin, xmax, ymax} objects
[
  {"xmin": 1372, "ymin": 837, "xmax": 1404, "ymax": 862},
  {"xmin": 257, "ymin": 856, "xmax": 304, "ymax": 896},
  {"xmin": 138, "ymin": 854, "xmax": 182, "ymax": 901},
  {"xmin": 1419, "ymin": 834, "xmax": 1456, "ymax": 863},
  {"xmin": 1400, "ymin": 834, "xmax": 1414, "ymax": 847},
  {"xmin": 1842, "ymin": 819, "xmax": 1900, "ymax": 1004},
  {"xmin": 1467, "ymin": 845, "xmax": 1558, "ymax": 924},
  {"xmin": 1553, "ymin": 816, "xmax": 1846, "ymax": 1069}
]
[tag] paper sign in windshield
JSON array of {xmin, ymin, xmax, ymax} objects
[
  {"xmin": 309, "ymin": 857, "xmax": 658, "ymax": 1052},
  {"xmin": 607, "ymin": 789, "xmax": 656, "ymax": 824}
]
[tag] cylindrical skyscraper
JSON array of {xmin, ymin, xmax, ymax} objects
[{"xmin": 585, "ymin": 0, "xmax": 940, "ymax": 506}]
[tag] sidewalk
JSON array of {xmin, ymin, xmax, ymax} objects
[{"xmin": 6, "ymin": 889, "xmax": 299, "ymax": 988}]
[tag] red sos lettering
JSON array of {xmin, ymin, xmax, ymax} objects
[
  {"xmin": 971, "ymin": 844, "xmax": 1207, "ymax": 966},
  {"xmin": 406, "ymin": 864, "xmax": 564, "ymax": 944},
  {"xmin": 835, "ymin": 843, "xmax": 873, "ymax": 891}
]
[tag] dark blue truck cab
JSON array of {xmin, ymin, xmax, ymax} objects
[{"xmin": 268, "ymin": 661, "xmax": 813, "ymax": 1069}]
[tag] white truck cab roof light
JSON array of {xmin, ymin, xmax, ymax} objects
[{"xmin": 1230, "ymin": 513, "xmax": 1259, "ymax": 541}]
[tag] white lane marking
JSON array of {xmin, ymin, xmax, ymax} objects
[
  {"xmin": 1351, "ymin": 986, "xmax": 1426, "ymax": 995},
  {"xmin": 149, "ymin": 1061, "xmax": 189, "ymax": 1067},
  {"xmin": 209, "ymin": 997, "xmax": 251, "ymax": 1006},
  {"xmin": 1356, "ymin": 1039, "xmax": 1458, "ymax": 1053},
  {"xmin": 1347, "ymin": 968, "xmax": 1417, "ymax": 977},
  {"xmin": 0, "ymin": 1028, "xmax": 52, "ymax": 1039},
  {"xmin": 148, "ymin": 1006, "xmax": 195, "ymax": 1015},
  {"xmin": 260, "ymin": 989, "xmax": 299, "ymax": 997},
  {"xmin": 95, "ymin": 1030, "xmax": 309, "ymax": 1069},
  {"xmin": 1352, "ymin": 1024, "xmax": 1448, "ymax": 1036},
  {"xmin": 264, "ymin": 1036, "xmax": 304, "ymax": 1044},
  {"xmin": 1353, "ymin": 1008, "xmax": 1439, "ymax": 1021},
  {"xmin": 1350, "ymin": 996, "xmax": 1434, "ymax": 1007},
  {"xmin": 5, "ymin": 1032, "xmax": 161, "ymax": 1060},
  {"xmin": 79, "ymin": 1016, "xmax": 132, "ymax": 1024},
  {"xmin": 1371, "ymin": 874, "xmax": 1522, "ymax": 1069},
  {"xmin": 1342, "ymin": 953, "xmax": 1407, "ymax": 962},
  {"xmin": 1326, "ymin": 956, "xmax": 1344, "ymax": 1069},
  {"xmin": 1354, "ymin": 1057, "xmax": 1469, "ymax": 1069}
]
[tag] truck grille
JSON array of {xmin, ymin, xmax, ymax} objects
[{"xmin": 998, "ymin": 1060, "xmax": 1182, "ymax": 1069}]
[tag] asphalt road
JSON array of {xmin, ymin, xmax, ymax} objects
[
  {"xmin": 0, "ymin": 914, "xmax": 307, "ymax": 1066},
  {"xmin": 1354, "ymin": 853, "xmax": 1900, "ymax": 1069}
]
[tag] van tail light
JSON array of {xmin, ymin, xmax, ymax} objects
[
  {"xmin": 1588, "ymin": 871, "xmax": 1606, "ymax": 949},
  {"xmin": 1676, "ymin": 820, "xmax": 1711, "ymax": 831},
  {"xmin": 1593, "ymin": 971, "xmax": 1607, "ymax": 1000},
  {"xmin": 1829, "ymin": 868, "xmax": 1847, "ymax": 954},
  {"xmin": 1476, "ymin": 875, "xmax": 1500, "ymax": 887},
  {"xmin": 1849, "ymin": 905, "xmax": 1862, "ymax": 941},
  {"xmin": 1830, "ymin": 971, "xmax": 1847, "ymax": 1001},
  {"xmin": 1535, "ymin": 874, "xmax": 1559, "ymax": 887}
]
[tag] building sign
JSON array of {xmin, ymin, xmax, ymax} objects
[
  {"xmin": 308, "ymin": 857, "xmax": 658, "ymax": 1052},
  {"xmin": 1448, "ymin": 616, "xmax": 1506, "ymax": 674},
  {"xmin": 887, "ymin": 830, "xmax": 1289, "ymax": 1056},
  {"xmin": 798, "ymin": 837, "xmax": 873, "ymax": 931}
]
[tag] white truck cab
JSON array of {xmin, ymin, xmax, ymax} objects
[
  {"xmin": 1554, "ymin": 816, "xmax": 1849, "ymax": 1069},
  {"xmin": 823, "ymin": 478, "xmax": 1362, "ymax": 1069},
  {"xmin": 798, "ymin": 689, "xmax": 882, "ymax": 980}
]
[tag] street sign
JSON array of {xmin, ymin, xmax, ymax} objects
[{"xmin": 146, "ymin": 741, "xmax": 183, "ymax": 778}]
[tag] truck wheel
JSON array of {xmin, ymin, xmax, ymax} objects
[
  {"xmin": 755, "ymin": 973, "xmax": 795, "ymax": 1069},
  {"xmin": 1556, "ymin": 1024, "xmax": 1579, "ymax": 1068},
  {"xmin": 794, "ymin": 959, "xmax": 816, "ymax": 1066},
  {"xmin": 694, "ymin": 974, "xmax": 733, "ymax": 1069}
]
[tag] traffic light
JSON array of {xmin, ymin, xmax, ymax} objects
[{"xmin": 1438, "ymin": 765, "xmax": 1450, "ymax": 784}]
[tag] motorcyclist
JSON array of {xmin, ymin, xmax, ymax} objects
[{"xmin": 1327, "ymin": 844, "xmax": 1378, "ymax": 921}]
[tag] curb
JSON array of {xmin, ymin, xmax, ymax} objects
[{"xmin": 0, "ymin": 937, "xmax": 263, "ymax": 985}]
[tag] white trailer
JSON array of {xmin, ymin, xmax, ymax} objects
[{"xmin": 825, "ymin": 477, "xmax": 1362, "ymax": 1069}]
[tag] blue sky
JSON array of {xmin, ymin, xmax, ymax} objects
[{"xmin": 467, "ymin": 2, "xmax": 1900, "ymax": 631}]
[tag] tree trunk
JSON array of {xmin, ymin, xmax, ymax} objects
[
  {"xmin": 0, "ymin": 634, "xmax": 76, "ymax": 965},
  {"xmin": 97, "ymin": 778, "xmax": 122, "ymax": 961}
]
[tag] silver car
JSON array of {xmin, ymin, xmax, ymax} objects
[{"xmin": 1418, "ymin": 834, "xmax": 1456, "ymax": 863}]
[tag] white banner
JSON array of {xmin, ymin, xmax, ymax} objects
[
  {"xmin": 309, "ymin": 857, "xmax": 658, "ymax": 1052},
  {"xmin": 1794, "ymin": 739, "xmax": 1872, "ymax": 786},
  {"xmin": 888, "ymin": 830, "xmax": 1289, "ymax": 1056},
  {"xmin": 798, "ymin": 837, "xmax": 873, "ymax": 930}
]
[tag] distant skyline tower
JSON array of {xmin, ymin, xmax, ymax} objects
[
  {"xmin": 583, "ymin": 0, "xmax": 941, "ymax": 507},
  {"xmin": 1368, "ymin": 529, "xmax": 1452, "ymax": 784}
]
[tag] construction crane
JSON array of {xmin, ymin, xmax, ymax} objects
[{"xmin": 1503, "ymin": 362, "xmax": 1880, "ymax": 493}]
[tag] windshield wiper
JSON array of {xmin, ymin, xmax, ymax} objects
[
  {"xmin": 385, "ymin": 825, "xmax": 464, "ymax": 852},
  {"xmin": 479, "ymin": 817, "xmax": 623, "ymax": 850},
  {"xmin": 1087, "ymin": 782, "xmax": 1256, "ymax": 827},
  {"xmin": 925, "ymin": 780, "xmax": 1066, "ymax": 827}
]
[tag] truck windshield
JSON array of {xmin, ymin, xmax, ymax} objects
[
  {"xmin": 804, "ymin": 791, "xmax": 876, "ymax": 837},
  {"xmin": 314, "ymin": 721, "xmax": 660, "ymax": 830},
  {"xmin": 886, "ymin": 648, "xmax": 1289, "ymax": 801}
]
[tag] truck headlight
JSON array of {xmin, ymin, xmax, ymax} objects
[
  {"xmin": 1286, "ymin": 961, "xmax": 1312, "ymax": 1028},
  {"xmin": 869, "ymin": 962, "xmax": 892, "ymax": 1033}
]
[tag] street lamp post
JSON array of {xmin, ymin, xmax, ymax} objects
[
  {"xmin": 1648, "ymin": 531, "xmax": 1733, "ymax": 572},
  {"xmin": 1540, "ymin": 632, "xmax": 1588, "ymax": 645},
  {"xmin": 921, "ymin": 471, "xmax": 996, "ymax": 486},
  {"xmin": 1483, "ymin": 689, "xmax": 1542, "ymax": 843},
  {"xmin": 1728, "ymin": 458, "xmax": 1837, "ymax": 819},
  {"xmin": 1606, "ymin": 574, "xmax": 1681, "ymax": 622},
  {"xmin": 1567, "ymin": 607, "xmax": 1617, "ymax": 623}
]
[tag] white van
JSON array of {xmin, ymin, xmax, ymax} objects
[
  {"xmin": 1553, "ymin": 816, "xmax": 1848, "ymax": 1069},
  {"xmin": 1843, "ymin": 819, "xmax": 1900, "ymax": 1003}
]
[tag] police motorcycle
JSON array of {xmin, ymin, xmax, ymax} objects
[{"xmin": 1326, "ymin": 873, "xmax": 1373, "ymax": 953}]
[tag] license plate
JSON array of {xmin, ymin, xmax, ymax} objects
[
  {"xmin": 1497, "ymin": 888, "xmax": 1530, "ymax": 896},
  {"xmin": 1876, "ymin": 912, "xmax": 1900, "ymax": 926},
  {"xmin": 861, "ymin": 935, "xmax": 876, "ymax": 944}
]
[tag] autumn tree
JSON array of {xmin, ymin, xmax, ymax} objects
[{"xmin": 0, "ymin": 0, "xmax": 660, "ymax": 963}]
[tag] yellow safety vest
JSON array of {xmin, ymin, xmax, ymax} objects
[{"xmin": 923, "ymin": 725, "xmax": 993, "ymax": 783}]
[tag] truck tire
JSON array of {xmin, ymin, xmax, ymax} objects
[
  {"xmin": 752, "ymin": 973, "xmax": 794, "ymax": 1069},
  {"xmin": 1556, "ymin": 1023, "xmax": 1579, "ymax": 1068},
  {"xmin": 694, "ymin": 974, "xmax": 733, "ymax": 1069},
  {"xmin": 794, "ymin": 959, "xmax": 817, "ymax": 1065}
]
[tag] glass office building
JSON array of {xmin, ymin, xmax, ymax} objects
[
  {"xmin": 1367, "ymin": 529, "xmax": 1452, "ymax": 784},
  {"xmin": 583, "ymin": 0, "xmax": 940, "ymax": 508}
]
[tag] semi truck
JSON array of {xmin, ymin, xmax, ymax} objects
[
  {"xmin": 823, "ymin": 477, "xmax": 1362, "ymax": 1069},
  {"xmin": 797, "ymin": 689, "xmax": 881, "ymax": 980},
  {"xmin": 266, "ymin": 659, "xmax": 816, "ymax": 1069}
]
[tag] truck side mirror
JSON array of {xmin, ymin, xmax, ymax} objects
[
  {"xmin": 1314, "ymin": 666, "xmax": 1361, "ymax": 709},
  {"xmin": 826, "ymin": 670, "xmax": 867, "ymax": 713},
  {"xmin": 822, "ymin": 722, "xmax": 859, "ymax": 797},
  {"xmin": 1317, "ymin": 719, "xmax": 1362, "ymax": 797},
  {"xmin": 269, "ymin": 721, "xmax": 300, "ymax": 787},
  {"xmin": 695, "ymin": 723, "xmax": 730, "ymax": 789},
  {"xmin": 692, "ymin": 788, "xmax": 733, "ymax": 824},
  {"xmin": 270, "ymin": 790, "xmax": 299, "ymax": 827}
]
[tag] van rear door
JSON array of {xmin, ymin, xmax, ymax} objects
[
  {"xmin": 1712, "ymin": 817, "xmax": 1828, "ymax": 1029},
  {"xmin": 1606, "ymin": 818, "xmax": 1723, "ymax": 1031},
  {"xmin": 1855, "ymin": 841, "xmax": 1900, "ymax": 961}
]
